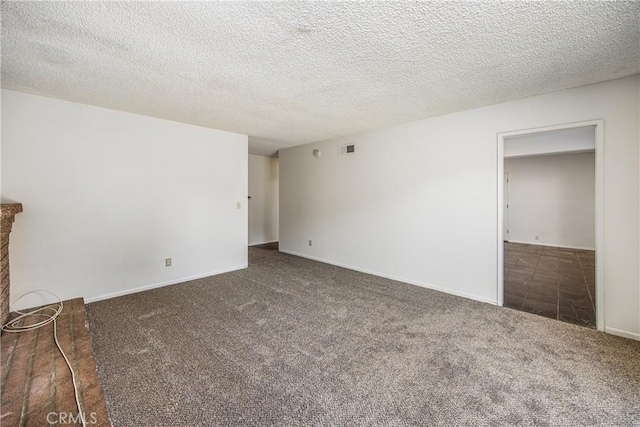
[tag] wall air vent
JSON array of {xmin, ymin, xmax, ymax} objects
[{"xmin": 338, "ymin": 144, "xmax": 356, "ymax": 156}]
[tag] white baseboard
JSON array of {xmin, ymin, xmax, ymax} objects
[
  {"xmin": 604, "ymin": 327, "xmax": 640, "ymax": 341},
  {"xmin": 279, "ymin": 249, "xmax": 497, "ymax": 305},
  {"xmin": 506, "ymin": 240, "xmax": 595, "ymax": 251},
  {"xmin": 85, "ymin": 265, "xmax": 248, "ymax": 304}
]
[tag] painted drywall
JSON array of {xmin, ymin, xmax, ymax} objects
[
  {"xmin": 504, "ymin": 152, "xmax": 595, "ymax": 249},
  {"xmin": 248, "ymin": 154, "xmax": 279, "ymax": 245},
  {"xmin": 1, "ymin": 90, "xmax": 248, "ymax": 308},
  {"xmin": 280, "ymin": 75, "xmax": 640, "ymax": 339},
  {"xmin": 504, "ymin": 126, "xmax": 595, "ymax": 158}
]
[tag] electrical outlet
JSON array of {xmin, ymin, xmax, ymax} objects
[
  {"xmin": 309, "ymin": 240, "xmax": 312, "ymax": 247},
  {"xmin": 165, "ymin": 258, "xmax": 172, "ymax": 267},
  {"xmin": 535, "ymin": 235, "xmax": 539, "ymax": 241},
  {"xmin": 236, "ymin": 202, "xmax": 241, "ymax": 209}
]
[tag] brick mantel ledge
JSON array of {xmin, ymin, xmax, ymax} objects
[{"xmin": 1, "ymin": 203, "xmax": 23, "ymax": 220}]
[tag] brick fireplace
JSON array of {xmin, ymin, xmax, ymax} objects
[{"xmin": 1, "ymin": 203, "xmax": 23, "ymax": 327}]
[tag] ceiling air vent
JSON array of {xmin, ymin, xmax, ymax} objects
[{"xmin": 338, "ymin": 144, "xmax": 356, "ymax": 156}]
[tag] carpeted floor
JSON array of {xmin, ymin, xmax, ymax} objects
[{"xmin": 87, "ymin": 248, "xmax": 640, "ymax": 426}]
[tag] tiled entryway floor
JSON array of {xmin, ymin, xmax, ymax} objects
[
  {"xmin": 504, "ymin": 242, "xmax": 596, "ymax": 328},
  {"xmin": 250, "ymin": 242, "xmax": 279, "ymax": 251}
]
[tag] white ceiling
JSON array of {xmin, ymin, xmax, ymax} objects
[{"xmin": 2, "ymin": 2, "xmax": 639, "ymax": 156}]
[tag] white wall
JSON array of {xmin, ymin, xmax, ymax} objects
[
  {"xmin": 1, "ymin": 90, "xmax": 248, "ymax": 307},
  {"xmin": 248, "ymin": 154, "xmax": 279, "ymax": 245},
  {"xmin": 280, "ymin": 75, "xmax": 640, "ymax": 340},
  {"xmin": 505, "ymin": 152, "xmax": 595, "ymax": 249},
  {"xmin": 504, "ymin": 126, "xmax": 595, "ymax": 158}
]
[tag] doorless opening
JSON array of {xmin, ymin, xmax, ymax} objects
[{"xmin": 497, "ymin": 120, "xmax": 604, "ymax": 331}]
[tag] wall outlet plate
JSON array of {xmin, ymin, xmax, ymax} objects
[{"xmin": 165, "ymin": 258, "xmax": 172, "ymax": 267}]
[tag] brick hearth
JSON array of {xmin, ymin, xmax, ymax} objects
[{"xmin": 1, "ymin": 298, "xmax": 111, "ymax": 426}]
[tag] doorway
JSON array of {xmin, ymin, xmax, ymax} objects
[
  {"xmin": 248, "ymin": 154, "xmax": 279, "ymax": 252},
  {"xmin": 497, "ymin": 121, "xmax": 604, "ymax": 330}
]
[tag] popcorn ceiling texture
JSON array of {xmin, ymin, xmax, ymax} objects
[{"xmin": 1, "ymin": 1, "xmax": 639, "ymax": 156}]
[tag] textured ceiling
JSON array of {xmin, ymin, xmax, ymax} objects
[{"xmin": 2, "ymin": 2, "xmax": 639, "ymax": 156}]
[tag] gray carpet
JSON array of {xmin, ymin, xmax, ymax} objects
[{"xmin": 87, "ymin": 248, "xmax": 640, "ymax": 426}]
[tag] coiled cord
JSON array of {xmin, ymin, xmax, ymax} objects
[{"xmin": 2, "ymin": 290, "xmax": 86, "ymax": 427}]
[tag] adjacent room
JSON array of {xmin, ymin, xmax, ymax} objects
[
  {"xmin": 502, "ymin": 126, "xmax": 597, "ymax": 328},
  {"xmin": 1, "ymin": 2, "xmax": 639, "ymax": 426},
  {"xmin": 248, "ymin": 154, "xmax": 279, "ymax": 252}
]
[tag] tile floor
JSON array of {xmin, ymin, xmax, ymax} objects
[
  {"xmin": 250, "ymin": 242, "xmax": 279, "ymax": 251},
  {"xmin": 504, "ymin": 242, "xmax": 596, "ymax": 329}
]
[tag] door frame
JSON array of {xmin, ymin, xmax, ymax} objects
[
  {"xmin": 503, "ymin": 172, "xmax": 509, "ymax": 242},
  {"xmin": 497, "ymin": 119, "xmax": 604, "ymax": 331}
]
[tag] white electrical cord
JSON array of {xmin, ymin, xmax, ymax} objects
[{"xmin": 2, "ymin": 290, "xmax": 87, "ymax": 427}]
